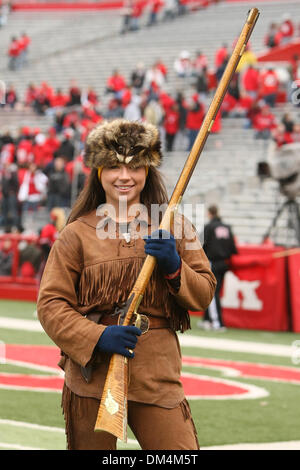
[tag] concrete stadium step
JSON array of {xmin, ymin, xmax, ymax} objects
[{"xmin": 1, "ymin": 1, "xmax": 300, "ymax": 99}]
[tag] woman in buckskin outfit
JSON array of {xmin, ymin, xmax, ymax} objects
[{"xmin": 37, "ymin": 119, "xmax": 216, "ymax": 450}]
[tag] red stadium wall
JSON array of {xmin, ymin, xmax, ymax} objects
[
  {"xmin": 11, "ymin": 0, "xmax": 212, "ymax": 11},
  {"xmin": 226, "ymin": 0, "xmax": 285, "ymax": 3},
  {"xmin": 0, "ymin": 234, "xmax": 39, "ymax": 302}
]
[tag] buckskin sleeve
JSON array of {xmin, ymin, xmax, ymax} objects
[
  {"xmin": 167, "ymin": 218, "xmax": 217, "ymax": 311},
  {"xmin": 37, "ymin": 224, "xmax": 106, "ymax": 367}
]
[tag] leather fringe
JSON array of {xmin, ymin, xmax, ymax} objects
[
  {"xmin": 61, "ymin": 384, "xmax": 71, "ymax": 450},
  {"xmin": 78, "ymin": 257, "xmax": 191, "ymax": 333},
  {"xmin": 180, "ymin": 399, "xmax": 200, "ymax": 450}
]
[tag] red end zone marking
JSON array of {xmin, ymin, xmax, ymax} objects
[
  {"xmin": 0, "ymin": 345, "xmax": 298, "ymax": 397},
  {"xmin": 6, "ymin": 344, "xmax": 61, "ymax": 369},
  {"xmin": 0, "ymin": 373, "xmax": 63, "ymax": 390},
  {"xmin": 182, "ymin": 357, "xmax": 300, "ymax": 383}
]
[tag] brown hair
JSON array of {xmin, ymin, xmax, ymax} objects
[
  {"xmin": 66, "ymin": 166, "xmax": 169, "ymax": 225},
  {"xmin": 208, "ymin": 205, "xmax": 219, "ymax": 218}
]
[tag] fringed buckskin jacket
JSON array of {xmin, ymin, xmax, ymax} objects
[{"xmin": 37, "ymin": 209, "xmax": 216, "ymax": 408}]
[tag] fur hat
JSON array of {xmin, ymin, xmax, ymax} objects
[{"xmin": 84, "ymin": 119, "xmax": 163, "ymax": 169}]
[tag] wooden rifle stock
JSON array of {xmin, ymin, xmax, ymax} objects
[{"xmin": 94, "ymin": 7, "xmax": 260, "ymax": 442}]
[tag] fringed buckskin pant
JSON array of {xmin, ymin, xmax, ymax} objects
[{"xmin": 61, "ymin": 384, "xmax": 200, "ymax": 450}]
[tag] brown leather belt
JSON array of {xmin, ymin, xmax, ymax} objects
[{"xmin": 100, "ymin": 312, "xmax": 170, "ymax": 331}]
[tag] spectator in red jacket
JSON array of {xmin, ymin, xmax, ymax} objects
[
  {"xmin": 68, "ymin": 80, "xmax": 82, "ymax": 106},
  {"xmin": 164, "ymin": 103, "xmax": 180, "ymax": 152},
  {"xmin": 119, "ymin": 86, "xmax": 132, "ymax": 108},
  {"xmin": 18, "ymin": 162, "xmax": 48, "ymax": 225},
  {"xmin": 130, "ymin": 0, "xmax": 145, "ymax": 31},
  {"xmin": 0, "ymin": 142, "xmax": 15, "ymax": 166},
  {"xmin": 147, "ymin": 0, "xmax": 164, "ymax": 26},
  {"xmin": 242, "ymin": 65, "xmax": 260, "ymax": 99},
  {"xmin": 106, "ymin": 69, "xmax": 127, "ymax": 98},
  {"xmin": 19, "ymin": 32, "xmax": 31, "ymax": 67},
  {"xmin": 33, "ymin": 82, "xmax": 54, "ymax": 115},
  {"xmin": 44, "ymin": 128, "xmax": 60, "ymax": 156},
  {"xmin": 8, "ymin": 36, "xmax": 21, "ymax": 71},
  {"xmin": 215, "ymin": 43, "xmax": 229, "ymax": 82},
  {"xmin": 264, "ymin": 23, "xmax": 282, "ymax": 49},
  {"xmin": 253, "ymin": 104, "xmax": 277, "ymax": 140},
  {"xmin": 221, "ymin": 92, "xmax": 237, "ymax": 117},
  {"xmin": 186, "ymin": 97, "xmax": 205, "ymax": 150},
  {"xmin": 259, "ymin": 68, "xmax": 279, "ymax": 108},
  {"xmin": 5, "ymin": 84, "xmax": 18, "ymax": 109},
  {"xmin": 279, "ymin": 14, "xmax": 294, "ymax": 45},
  {"xmin": 16, "ymin": 134, "xmax": 34, "ymax": 167},
  {"xmin": 32, "ymin": 134, "xmax": 51, "ymax": 167},
  {"xmin": 50, "ymin": 88, "xmax": 69, "ymax": 108},
  {"xmin": 24, "ymin": 83, "xmax": 38, "ymax": 108},
  {"xmin": 86, "ymin": 87, "xmax": 99, "ymax": 106},
  {"xmin": 155, "ymin": 59, "xmax": 168, "ymax": 79},
  {"xmin": 271, "ymin": 123, "xmax": 294, "ymax": 148}
]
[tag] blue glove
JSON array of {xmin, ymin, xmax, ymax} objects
[
  {"xmin": 144, "ymin": 229, "xmax": 181, "ymax": 275},
  {"xmin": 96, "ymin": 325, "xmax": 141, "ymax": 358}
]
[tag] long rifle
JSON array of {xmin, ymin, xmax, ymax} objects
[{"xmin": 94, "ymin": 7, "xmax": 260, "ymax": 441}]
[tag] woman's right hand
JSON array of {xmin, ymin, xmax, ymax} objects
[{"xmin": 96, "ymin": 325, "xmax": 142, "ymax": 358}]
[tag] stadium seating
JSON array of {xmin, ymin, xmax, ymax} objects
[{"xmin": 0, "ymin": 1, "xmax": 300, "ymax": 245}]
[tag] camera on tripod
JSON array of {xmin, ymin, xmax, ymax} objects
[
  {"xmin": 266, "ymin": 141, "xmax": 300, "ymax": 200},
  {"xmin": 259, "ymin": 141, "xmax": 300, "ymax": 246}
]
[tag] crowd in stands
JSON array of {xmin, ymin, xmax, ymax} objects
[
  {"xmin": 119, "ymin": 0, "xmax": 220, "ymax": 34},
  {"xmin": 1, "ymin": 8, "xmax": 300, "ymax": 279}
]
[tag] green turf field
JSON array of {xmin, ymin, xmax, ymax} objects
[{"xmin": 0, "ymin": 299, "xmax": 299, "ymax": 450}]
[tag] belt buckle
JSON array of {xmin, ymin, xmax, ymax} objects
[
  {"xmin": 117, "ymin": 310, "xmax": 149, "ymax": 334},
  {"xmin": 132, "ymin": 312, "xmax": 149, "ymax": 334}
]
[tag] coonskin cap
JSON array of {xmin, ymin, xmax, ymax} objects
[{"xmin": 84, "ymin": 119, "xmax": 163, "ymax": 169}]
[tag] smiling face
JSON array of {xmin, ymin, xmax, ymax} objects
[{"xmin": 100, "ymin": 164, "xmax": 147, "ymax": 212}]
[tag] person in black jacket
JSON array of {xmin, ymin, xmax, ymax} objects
[
  {"xmin": 200, "ymin": 205, "xmax": 238, "ymax": 331},
  {"xmin": 46, "ymin": 157, "xmax": 71, "ymax": 210},
  {"xmin": 0, "ymin": 162, "xmax": 21, "ymax": 231}
]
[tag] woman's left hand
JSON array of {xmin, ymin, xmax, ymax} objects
[{"xmin": 144, "ymin": 229, "xmax": 181, "ymax": 275}]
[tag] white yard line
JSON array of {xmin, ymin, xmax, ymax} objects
[
  {"xmin": 0, "ymin": 316, "xmax": 294, "ymax": 357},
  {"xmin": 0, "ymin": 418, "xmax": 65, "ymax": 433},
  {"xmin": 0, "ymin": 419, "xmax": 299, "ymax": 450},
  {"xmin": 0, "ymin": 419, "xmax": 138, "ymax": 446},
  {"xmin": 179, "ymin": 335, "xmax": 293, "ymax": 358},
  {"xmin": 0, "ymin": 442, "xmax": 44, "ymax": 450},
  {"xmin": 202, "ymin": 441, "xmax": 300, "ymax": 450},
  {"xmin": 0, "ymin": 317, "xmax": 43, "ymax": 332}
]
